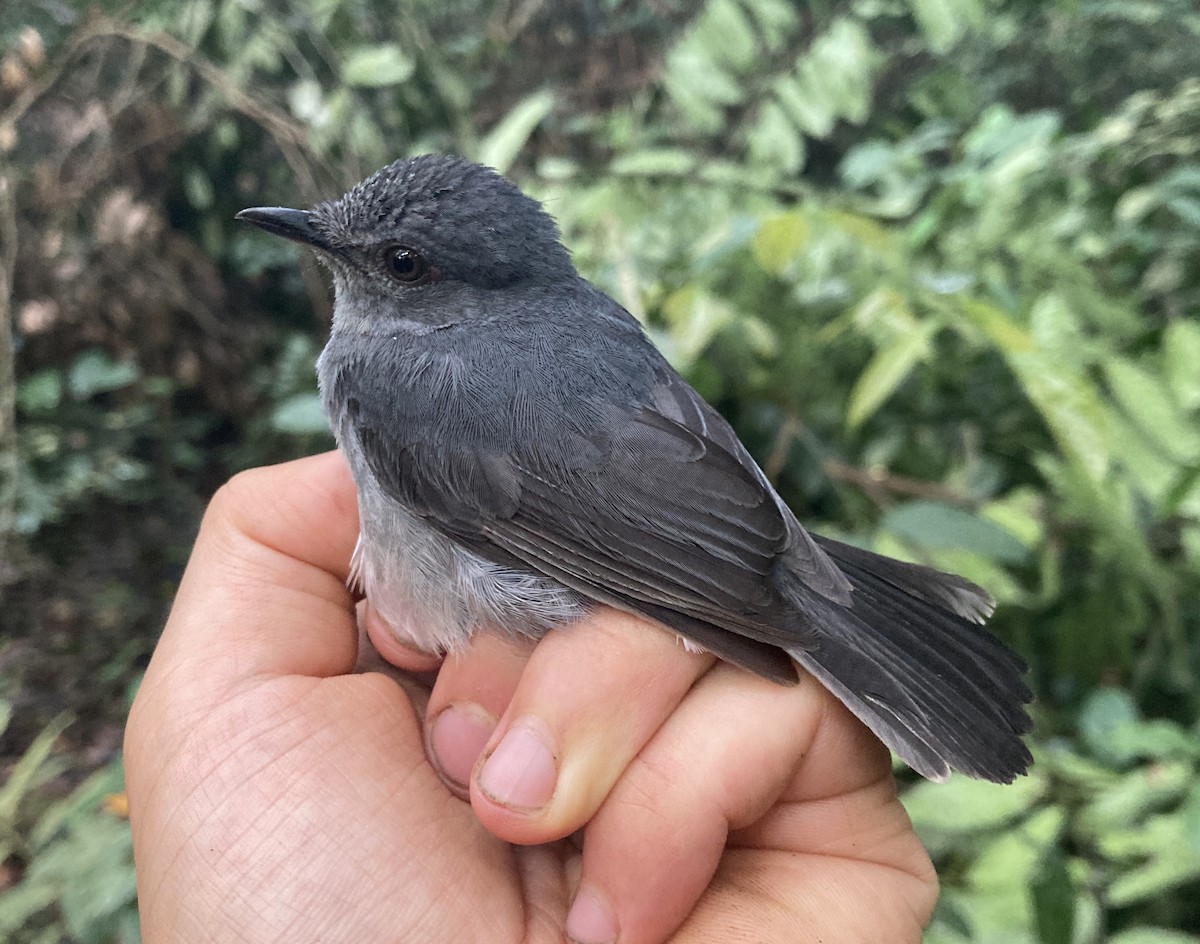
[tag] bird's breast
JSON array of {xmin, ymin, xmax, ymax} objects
[
  {"xmin": 319, "ymin": 333, "xmax": 592, "ymax": 652},
  {"xmin": 344, "ymin": 432, "xmax": 591, "ymax": 653}
]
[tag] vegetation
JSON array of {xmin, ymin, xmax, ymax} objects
[{"xmin": 1, "ymin": 0, "xmax": 1198, "ymax": 940}]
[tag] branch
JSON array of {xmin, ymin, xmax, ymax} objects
[
  {"xmin": 822, "ymin": 458, "xmax": 976, "ymax": 508},
  {"xmin": 1, "ymin": 17, "xmax": 324, "ymax": 205},
  {"xmin": 0, "ymin": 168, "xmax": 19, "ymax": 554},
  {"xmin": 84, "ymin": 21, "xmax": 323, "ymax": 202}
]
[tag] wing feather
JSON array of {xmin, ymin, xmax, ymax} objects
[{"xmin": 352, "ymin": 370, "xmax": 833, "ymax": 650}]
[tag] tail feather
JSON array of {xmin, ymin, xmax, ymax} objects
[
  {"xmin": 812, "ymin": 535, "xmax": 996, "ymax": 624},
  {"xmin": 779, "ymin": 536, "xmax": 1032, "ymax": 783},
  {"xmin": 833, "ymin": 552, "xmax": 1031, "ymax": 720}
]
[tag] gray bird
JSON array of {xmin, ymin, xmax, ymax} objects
[{"xmin": 237, "ymin": 154, "xmax": 1032, "ymax": 784}]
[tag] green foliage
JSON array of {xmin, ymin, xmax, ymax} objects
[
  {"xmin": 0, "ymin": 707, "xmax": 137, "ymax": 943},
  {"xmin": 909, "ymin": 690, "xmax": 1200, "ymax": 941},
  {"xmin": 226, "ymin": 332, "xmax": 336, "ymax": 466},
  {"xmin": 3, "ymin": 0, "xmax": 1199, "ymax": 939},
  {"xmin": 15, "ymin": 351, "xmax": 190, "ymax": 535}
]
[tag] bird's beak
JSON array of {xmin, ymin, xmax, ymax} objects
[{"xmin": 235, "ymin": 207, "xmax": 328, "ymax": 250}]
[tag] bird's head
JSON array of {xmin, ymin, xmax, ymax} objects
[{"xmin": 237, "ymin": 154, "xmax": 575, "ymax": 332}]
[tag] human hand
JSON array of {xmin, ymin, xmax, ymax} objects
[{"xmin": 125, "ymin": 452, "xmax": 937, "ymax": 943}]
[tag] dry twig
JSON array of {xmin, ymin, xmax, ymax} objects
[
  {"xmin": 0, "ymin": 169, "xmax": 19, "ymax": 555},
  {"xmin": 823, "ymin": 457, "xmax": 975, "ymax": 509}
]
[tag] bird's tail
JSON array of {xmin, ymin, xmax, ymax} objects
[{"xmin": 779, "ymin": 536, "xmax": 1032, "ymax": 783}]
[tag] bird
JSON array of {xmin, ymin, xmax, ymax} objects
[{"xmin": 236, "ymin": 154, "xmax": 1032, "ymax": 784}]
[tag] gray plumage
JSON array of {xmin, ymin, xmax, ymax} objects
[{"xmin": 236, "ymin": 154, "xmax": 1033, "ymax": 784}]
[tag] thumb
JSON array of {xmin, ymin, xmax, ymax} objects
[{"xmin": 141, "ymin": 452, "xmax": 361, "ymax": 714}]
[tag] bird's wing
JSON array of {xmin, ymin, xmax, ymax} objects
[{"xmin": 350, "ymin": 370, "xmax": 849, "ymax": 681}]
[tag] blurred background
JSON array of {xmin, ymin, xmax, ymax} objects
[{"xmin": 1, "ymin": 0, "xmax": 1198, "ymax": 940}]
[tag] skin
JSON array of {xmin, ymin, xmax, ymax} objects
[{"xmin": 125, "ymin": 452, "xmax": 938, "ymax": 943}]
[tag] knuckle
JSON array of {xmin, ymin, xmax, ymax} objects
[{"xmin": 205, "ymin": 467, "xmax": 270, "ymax": 523}]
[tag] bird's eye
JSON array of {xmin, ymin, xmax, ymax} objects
[{"xmin": 382, "ymin": 245, "xmax": 438, "ymax": 285}]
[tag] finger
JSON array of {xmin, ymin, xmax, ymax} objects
[
  {"xmin": 145, "ymin": 452, "xmax": 360, "ymax": 704},
  {"xmin": 424, "ymin": 631, "xmax": 537, "ymax": 797},
  {"xmin": 728, "ymin": 686, "xmax": 908, "ymax": 851},
  {"xmin": 462, "ymin": 608, "xmax": 715, "ymax": 845},
  {"xmin": 352, "ymin": 603, "xmax": 440, "ymax": 716},
  {"xmin": 676, "ymin": 696, "xmax": 936, "ymax": 944},
  {"xmin": 560, "ymin": 662, "xmax": 827, "ymax": 944},
  {"xmin": 364, "ymin": 600, "xmax": 446, "ymax": 673},
  {"xmin": 676, "ymin": 840, "xmax": 934, "ymax": 944}
]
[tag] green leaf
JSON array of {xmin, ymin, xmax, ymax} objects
[
  {"xmin": 184, "ymin": 166, "xmax": 214, "ymax": 210},
  {"xmin": 826, "ymin": 208, "xmax": 898, "ymax": 255},
  {"xmin": 882, "ymin": 500, "xmax": 1031, "ymax": 564},
  {"xmin": 1105, "ymin": 357, "xmax": 1200, "ymax": 461},
  {"xmin": 778, "ymin": 18, "xmax": 877, "ymax": 138},
  {"xmin": 0, "ymin": 879, "xmax": 60, "ymax": 936},
  {"xmin": 1165, "ymin": 193, "xmax": 1200, "ymax": 226},
  {"xmin": 1031, "ymin": 848, "xmax": 1074, "ymax": 944},
  {"xmin": 1111, "ymin": 719, "xmax": 1200, "ymax": 763},
  {"xmin": 933, "ymin": 807, "xmax": 1065, "ymax": 941},
  {"xmin": 1110, "ymin": 931, "xmax": 1200, "ymax": 944},
  {"xmin": 957, "ymin": 298, "xmax": 1112, "ymax": 480},
  {"xmin": 176, "ymin": 0, "xmax": 215, "ymax": 46},
  {"xmin": 288, "ymin": 78, "xmax": 329, "ymax": 126},
  {"xmin": 53, "ymin": 816, "xmax": 137, "ymax": 941},
  {"xmin": 16, "ymin": 370, "xmax": 62, "ymax": 412},
  {"xmin": 659, "ymin": 286, "xmax": 737, "ymax": 368},
  {"xmin": 0, "ymin": 760, "xmax": 138, "ymax": 940},
  {"xmin": 1028, "ymin": 293, "xmax": 1084, "ymax": 362},
  {"xmin": 30, "ymin": 760, "xmax": 126, "ymax": 850},
  {"xmin": 846, "ymin": 321, "xmax": 935, "ymax": 427},
  {"xmin": 1023, "ymin": 365, "xmax": 1115, "ymax": 480},
  {"xmin": 980, "ymin": 488, "xmax": 1043, "ymax": 550},
  {"xmin": 751, "ymin": 212, "xmax": 810, "ymax": 274},
  {"xmin": 956, "ymin": 296, "xmax": 1033, "ymax": 352},
  {"xmin": 343, "ymin": 44, "xmax": 415, "ymax": 88},
  {"xmin": 610, "ymin": 149, "xmax": 698, "ymax": 177},
  {"xmin": 1078, "ymin": 687, "xmax": 1139, "ymax": 765},
  {"xmin": 663, "ymin": 72, "xmax": 725, "ymax": 132},
  {"xmin": 840, "ymin": 139, "xmax": 895, "ymax": 188},
  {"xmin": 477, "ymin": 90, "xmax": 556, "ymax": 174},
  {"xmin": 811, "ymin": 18, "xmax": 876, "ymax": 125},
  {"xmin": 666, "ymin": 44, "xmax": 746, "ymax": 109},
  {"xmin": 904, "ymin": 772, "xmax": 1045, "ymax": 836},
  {"xmin": 0, "ymin": 714, "xmax": 73, "ymax": 821},
  {"xmin": 1106, "ymin": 410, "xmax": 1180, "ymax": 506},
  {"xmin": 1106, "ymin": 785, "xmax": 1200, "ymax": 905},
  {"xmin": 68, "ymin": 350, "xmax": 139, "ymax": 398},
  {"xmin": 692, "ymin": 0, "xmax": 759, "ymax": 71},
  {"xmin": 964, "ymin": 107, "xmax": 1060, "ymax": 166},
  {"xmin": 271, "ymin": 393, "xmax": 329, "ymax": 435},
  {"xmin": 775, "ymin": 74, "xmax": 834, "ymax": 138},
  {"xmin": 1044, "ymin": 744, "xmax": 1121, "ymax": 790},
  {"xmin": 744, "ymin": 0, "xmax": 799, "ymax": 52},
  {"xmin": 908, "ymin": 0, "xmax": 984, "ymax": 53},
  {"xmin": 968, "ymin": 806, "xmax": 1065, "ymax": 891},
  {"xmin": 927, "ymin": 896, "xmax": 974, "ymax": 942},
  {"xmin": 1077, "ymin": 761, "xmax": 1193, "ymax": 839},
  {"xmin": 1164, "ymin": 318, "xmax": 1200, "ymax": 410},
  {"xmin": 746, "ymin": 100, "xmax": 806, "ymax": 174}
]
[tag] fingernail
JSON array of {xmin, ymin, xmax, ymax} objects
[
  {"xmin": 428, "ymin": 703, "xmax": 496, "ymax": 794},
  {"xmin": 477, "ymin": 718, "xmax": 557, "ymax": 810},
  {"xmin": 566, "ymin": 884, "xmax": 618, "ymax": 944}
]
